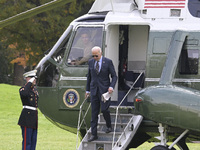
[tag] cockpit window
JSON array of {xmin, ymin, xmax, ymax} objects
[
  {"xmin": 51, "ymin": 26, "xmax": 72, "ymax": 64},
  {"xmin": 179, "ymin": 49, "xmax": 199, "ymax": 74},
  {"xmin": 67, "ymin": 26, "xmax": 103, "ymax": 65},
  {"xmin": 37, "ymin": 26, "xmax": 73, "ymax": 87}
]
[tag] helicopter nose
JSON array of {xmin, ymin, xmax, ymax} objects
[
  {"xmin": 134, "ymin": 86, "xmax": 159, "ymax": 116},
  {"xmin": 134, "ymin": 87, "xmax": 147, "ymax": 103},
  {"xmin": 135, "ymin": 97, "xmax": 143, "ymax": 102}
]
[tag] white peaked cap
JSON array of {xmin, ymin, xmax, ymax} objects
[{"xmin": 23, "ymin": 70, "xmax": 37, "ymax": 78}]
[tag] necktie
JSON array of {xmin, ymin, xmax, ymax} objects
[{"xmin": 96, "ymin": 61, "xmax": 99, "ymax": 74}]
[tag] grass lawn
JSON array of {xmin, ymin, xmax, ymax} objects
[
  {"xmin": 0, "ymin": 84, "xmax": 200, "ymax": 150},
  {"xmin": 0, "ymin": 84, "xmax": 78, "ymax": 150}
]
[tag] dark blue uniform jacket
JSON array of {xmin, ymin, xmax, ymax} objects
[{"xmin": 18, "ymin": 82, "xmax": 39, "ymax": 129}]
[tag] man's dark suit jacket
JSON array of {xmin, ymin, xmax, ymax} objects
[{"xmin": 86, "ymin": 56, "xmax": 117, "ymax": 96}]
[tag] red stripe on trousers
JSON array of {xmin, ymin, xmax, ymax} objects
[{"xmin": 24, "ymin": 127, "xmax": 26, "ymax": 150}]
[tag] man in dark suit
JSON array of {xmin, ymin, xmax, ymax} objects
[
  {"xmin": 85, "ymin": 46, "xmax": 117, "ymax": 142},
  {"xmin": 18, "ymin": 70, "xmax": 39, "ymax": 150}
]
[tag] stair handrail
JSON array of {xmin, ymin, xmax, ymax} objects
[
  {"xmin": 112, "ymin": 71, "xmax": 144, "ymax": 149},
  {"xmin": 76, "ymin": 96, "xmax": 91, "ymax": 150}
]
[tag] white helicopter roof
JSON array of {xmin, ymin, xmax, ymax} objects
[
  {"xmin": 87, "ymin": 0, "xmax": 200, "ymax": 31},
  {"xmin": 89, "ymin": 0, "xmax": 189, "ymax": 19},
  {"xmin": 88, "ymin": 0, "xmax": 135, "ymax": 13}
]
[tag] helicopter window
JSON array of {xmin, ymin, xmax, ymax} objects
[
  {"xmin": 37, "ymin": 61, "xmax": 59, "ymax": 87},
  {"xmin": 179, "ymin": 49, "xmax": 199, "ymax": 74},
  {"xmin": 67, "ymin": 26, "xmax": 103, "ymax": 65},
  {"xmin": 52, "ymin": 47, "xmax": 66, "ymax": 63},
  {"xmin": 188, "ymin": 0, "xmax": 200, "ymax": 18},
  {"xmin": 51, "ymin": 26, "xmax": 72, "ymax": 63}
]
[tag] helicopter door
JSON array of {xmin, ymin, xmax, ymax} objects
[
  {"xmin": 124, "ymin": 25, "xmax": 148, "ymax": 104},
  {"xmin": 58, "ymin": 25, "xmax": 104, "ymax": 110},
  {"xmin": 105, "ymin": 25, "xmax": 149, "ymax": 105}
]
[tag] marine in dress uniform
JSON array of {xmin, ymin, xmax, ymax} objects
[{"xmin": 18, "ymin": 70, "xmax": 39, "ymax": 150}]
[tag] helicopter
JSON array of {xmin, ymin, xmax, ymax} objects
[
  {"xmin": 35, "ymin": 0, "xmax": 200, "ymax": 149},
  {"xmin": 2, "ymin": 0, "xmax": 200, "ymax": 149},
  {"xmin": 34, "ymin": 0, "xmax": 200, "ymax": 149}
]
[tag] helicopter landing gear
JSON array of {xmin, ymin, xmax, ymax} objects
[
  {"xmin": 168, "ymin": 129, "xmax": 189, "ymax": 150},
  {"xmin": 176, "ymin": 135, "xmax": 189, "ymax": 150},
  {"xmin": 150, "ymin": 145, "xmax": 177, "ymax": 150},
  {"xmin": 151, "ymin": 123, "xmax": 189, "ymax": 150},
  {"xmin": 150, "ymin": 145, "xmax": 170, "ymax": 150},
  {"xmin": 150, "ymin": 123, "xmax": 170, "ymax": 150},
  {"xmin": 158, "ymin": 123, "xmax": 168, "ymax": 146}
]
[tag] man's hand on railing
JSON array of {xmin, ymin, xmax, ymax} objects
[
  {"xmin": 85, "ymin": 92, "xmax": 90, "ymax": 102},
  {"xmin": 85, "ymin": 91, "xmax": 90, "ymax": 98}
]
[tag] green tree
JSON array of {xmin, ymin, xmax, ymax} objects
[
  {"xmin": 0, "ymin": 42, "xmax": 13, "ymax": 84},
  {"xmin": 0, "ymin": 0, "xmax": 94, "ymax": 85}
]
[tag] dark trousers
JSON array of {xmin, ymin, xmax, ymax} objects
[
  {"xmin": 91, "ymin": 89, "xmax": 111, "ymax": 136},
  {"xmin": 21, "ymin": 126, "xmax": 37, "ymax": 150}
]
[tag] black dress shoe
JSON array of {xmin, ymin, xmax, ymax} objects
[
  {"xmin": 88, "ymin": 135, "xmax": 98, "ymax": 142},
  {"xmin": 105, "ymin": 127, "xmax": 112, "ymax": 133}
]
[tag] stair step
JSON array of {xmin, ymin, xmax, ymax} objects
[
  {"xmin": 80, "ymin": 141, "xmax": 112, "ymax": 150},
  {"xmin": 110, "ymin": 113, "xmax": 133, "ymax": 117},
  {"xmin": 80, "ymin": 132, "xmax": 118, "ymax": 150},
  {"xmin": 110, "ymin": 105, "xmax": 134, "ymax": 109},
  {"xmin": 97, "ymin": 122, "xmax": 128, "ymax": 132},
  {"xmin": 99, "ymin": 113, "xmax": 133, "ymax": 123},
  {"xmin": 87, "ymin": 131, "xmax": 121, "ymax": 142}
]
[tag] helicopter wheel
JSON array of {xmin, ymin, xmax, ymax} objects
[{"xmin": 150, "ymin": 145, "xmax": 176, "ymax": 150}]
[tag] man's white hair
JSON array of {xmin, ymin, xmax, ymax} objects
[{"xmin": 92, "ymin": 46, "xmax": 102, "ymax": 53}]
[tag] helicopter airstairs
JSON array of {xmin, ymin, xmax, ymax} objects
[
  {"xmin": 76, "ymin": 72, "xmax": 144, "ymax": 150},
  {"xmin": 77, "ymin": 111, "xmax": 143, "ymax": 150}
]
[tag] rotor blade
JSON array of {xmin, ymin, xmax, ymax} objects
[{"xmin": 0, "ymin": 0, "xmax": 74, "ymax": 29}]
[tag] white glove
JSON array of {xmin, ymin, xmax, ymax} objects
[{"xmin": 29, "ymin": 77, "xmax": 35, "ymax": 83}]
